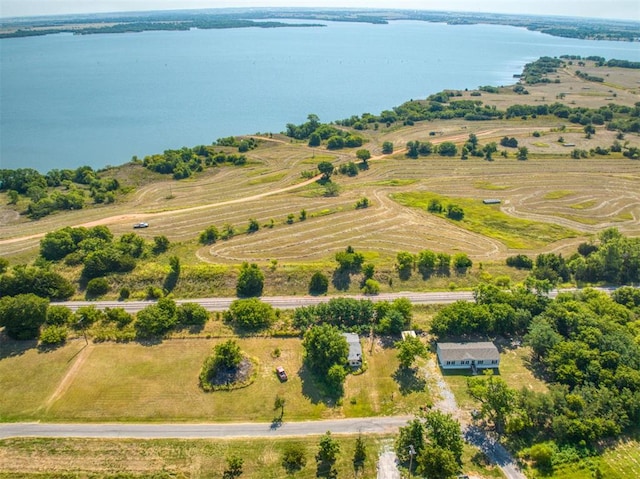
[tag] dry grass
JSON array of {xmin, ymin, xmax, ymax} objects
[
  {"xmin": 0, "ymin": 335, "xmax": 430, "ymax": 423},
  {"xmin": 0, "ymin": 435, "xmax": 388, "ymax": 478}
]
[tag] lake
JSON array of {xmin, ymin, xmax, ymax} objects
[{"xmin": 1, "ymin": 20, "xmax": 639, "ymax": 172}]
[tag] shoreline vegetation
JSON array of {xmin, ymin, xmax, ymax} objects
[{"xmin": 1, "ymin": 7, "xmax": 639, "ymax": 41}]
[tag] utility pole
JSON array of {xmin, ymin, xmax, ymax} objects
[{"xmin": 408, "ymin": 445, "xmax": 416, "ymax": 479}]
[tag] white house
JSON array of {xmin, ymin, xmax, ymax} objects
[
  {"xmin": 436, "ymin": 342, "xmax": 500, "ymax": 371},
  {"xmin": 343, "ymin": 333, "xmax": 363, "ymax": 368}
]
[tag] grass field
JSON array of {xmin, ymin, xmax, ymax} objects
[
  {"xmin": 0, "ymin": 435, "xmax": 389, "ymax": 478},
  {"xmin": 0, "ymin": 335, "xmax": 432, "ymax": 423}
]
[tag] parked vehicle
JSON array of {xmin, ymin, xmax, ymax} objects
[{"xmin": 276, "ymin": 366, "xmax": 288, "ymax": 382}]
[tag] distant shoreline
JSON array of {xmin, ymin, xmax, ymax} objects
[{"xmin": 1, "ymin": 8, "xmax": 638, "ymax": 41}]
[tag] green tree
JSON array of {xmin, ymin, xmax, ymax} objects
[
  {"xmin": 0, "ymin": 293, "xmax": 49, "ymax": 340},
  {"xmin": 395, "ymin": 419, "xmax": 425, "ymax": 464},
  {"xmin": 46, "ymin": 305, "xmax": 73, "ymax": 326},
  {"xmin": 335, "ymin": 246, "xmax": 364, "ymax": 272},
  {"xmin": 356, "ymin": 149, "xmax": 371, "ymax": 163},
  {"xmin": 382, "ymin": 141, "xmax": 394, "ymax": 154},
  {"xmin": 199, "ymin": 225, "xmax": 219, "ymax": 244},
  {"xmin": 437, "ymin": 141, "xmax": 458, "ymax": 157},
  {"xmin": 452, "ymin": 253, "xmax": 472, "ymax": 271},
  {"xmin": 236, "ymin": 262, "xmax": 264, "ymax": 297},
  {"xmin": 417, "ymin": 249, "xmax": 437, "ymax": 277},
  {"xmin": 0, "ymin": 265, "xmax": 74, "ymax": 300},
  {"xmin": 135, "ymin": 298, "xmax": 178, "ymax": 337},
  {"xmin": 396, "ymin": 336, "xmax": 427, "ymax": 369},
  {"xmin": 446, "ymin": 204, "xmax": 464, "ymax": 220},
  {"xmin": 316, "ymin": 431, "xmax": 340, "ymax": 477},
  {"xmin": 224, "ymin": 298, "xmax": 275, "ymax": 331},
  {"xmin": 416, "ymin": 445, "xmax": 459, "ymax": 479},
  {"xmin": 303, "ymin": 324, "xmax": 349, "ymax": 376},
  {"xmin": 317, "ymin": 161, "xmax": 335, "ymax": 180},
  {"xmin": 308, "ymin": 132, "xmax": 321, "ymax": 147},
  {"xmin": 362, "ymin": 263, "xmax": 375, "ymax": 280},
  {"xmin": 326, "ymin": 363, "xmax": 348, "ymax": 394},
  {"xmin": 427, "ymin": 198, "xmax": 443, "ymax": 213},
  {"xmin": 176, "ymin": 302, "xmax": 209, "ymax": 326},
  {"xmin": 396, "ymin": 251, "xmax": 415, "ymax": 279},
  {"xmin": 423, "ymin": 410, "xmax": 463, "ymax": 463},
  {"xmin": 309, "ymin": 271, "xmax": 329, "ymax": 295},
  {"xmin": 214, "ymin": 339, "xmax": 243, "ymax": 369},
  {"xmin": 353, "ymin": 433, "xmax": 367, "ymax": 475},
  {"xmin": 467, "ymin": 372, "xmax": 516, "ymax": 434},
  {"xmin": 152, "ymin": 235, "xmax": 170, "ymax": 254}
]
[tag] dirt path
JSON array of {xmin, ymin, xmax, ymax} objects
[{"xmin": 44, "ymin": 343, "xmax": 92, "ymax": 410}]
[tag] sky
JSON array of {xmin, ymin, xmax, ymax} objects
[{"xmin": 0, "ymin": 0, "xmax": 639, "ymax": 20}]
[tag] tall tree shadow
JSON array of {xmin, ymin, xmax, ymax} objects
[
  {"xmin": 0, "ymin": 334, "xmax": 37, "ymax": 359},
  {"xmin": 299, "ymin": 366, "xmax": 341, "ymax": 406},
  {"xmin": 392, "ymin": 367, "xmax": 427, "ymax": 395}
]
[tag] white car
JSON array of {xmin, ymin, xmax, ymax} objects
[{"xmin": 133, "ymin": 222, "xmax": 149, "ymax": 229}]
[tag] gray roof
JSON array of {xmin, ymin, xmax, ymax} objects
[
  {"xmin": 343, "ymin": 333, "xmax": 362, "ymax": 363},
  {"xmin": 437, "ymin": 342, "xmax": 499, "ymax": 362}
]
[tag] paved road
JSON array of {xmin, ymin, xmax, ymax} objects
[
  {"xmin": 53, "ymin": 291, "xmax": 475, "ymax": 313},
  {"xmin": 0, "ymin": 416, "xmax": 413, "ymax": 440},
  {"xmin": 52, "ymin": 287, "xmax": 617, "ymax": 313}
]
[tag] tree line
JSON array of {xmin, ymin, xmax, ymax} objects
[{"xmin": 0, "ymin": 166, "xmax": 123, "ymax": 219}]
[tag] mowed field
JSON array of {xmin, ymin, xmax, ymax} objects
[
  {"xmin": 0, "ymin": 334, "xmax": 431, "ymax": 422},
  {"xmin": 1, "ymin": 62, "xmax": 639, "ymax": 269}
]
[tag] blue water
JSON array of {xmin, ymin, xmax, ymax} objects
[{"xmin": 1, "ymin": 20, "xmax": 639, "ymax": 171}]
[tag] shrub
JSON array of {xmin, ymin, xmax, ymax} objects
[
  {"xmin": 86, "ymin": 277, "xmax": 109, "ymax": 297},
  {"xmin": 282, "ymin": 442, "xmax": 307, "ymax": 472},
  {"xmin": 177, "ymin": 302, "xmax": 209, "ymax": 326},
  {"xmin": 362, "ymin": 279, "xmax": 381, "ymax": 295},
  {"xmin": 119, "ymin": 287, "xmax": 131, "ymax": 300},
  {"xmin": 39, "ymin": 325, "xmax": 68, "ymax": 345},
  {"xmin": 446, "ymin": 204, "xmax": 464, "ymax": 220},
  {"xmin": 309, "ymin": 271, "xmax": 329, "ymax": 295},
  {"xmin": 506, "ymin": 254, "xmax": 534, "ymax": 269},
  {"xmin": 46, "ymin": 305, "xmax": 73, "ymax": 326},
  {"xmin": 199, "ymin": 225, "xmax": 219, "ymax": 245}
]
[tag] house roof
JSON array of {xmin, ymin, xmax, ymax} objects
[
  {"xmin": 343, "ymin": 333, "xmax": 362, "ymax": 362},
  {"xmin": 437, "ymin": 342, "xmax": 499, "ymax": 362}
]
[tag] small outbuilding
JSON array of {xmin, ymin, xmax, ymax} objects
[
  {"xmin": 343, "ymin": 333, "xmax": 363, "ymax": 368},
  {"xmin": 436, "ymin": 342, "xmax": 500, "ymax": 372}
]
